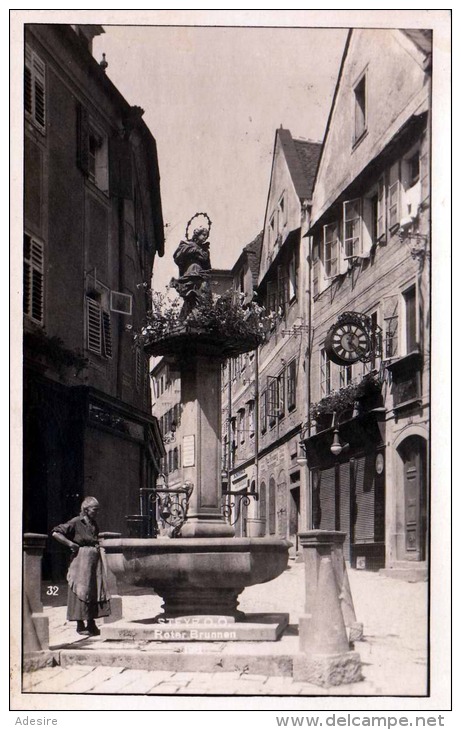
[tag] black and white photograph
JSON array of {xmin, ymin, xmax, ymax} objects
[{"xmin": 11, "ymin": 8, "xmax": 451, "ymax": 719}]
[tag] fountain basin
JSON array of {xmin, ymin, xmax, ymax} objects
[{"xmin": 102, "ymin": 537, "xmax": 291, "ymax": 618}]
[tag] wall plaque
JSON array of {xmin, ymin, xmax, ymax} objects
[{"xmin": 183, "ymin": 435, "xmax": 195, "ymax": 467}]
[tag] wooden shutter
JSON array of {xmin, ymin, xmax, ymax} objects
[
  {"xmin": 25, "ymin": 46, "xmax": 46, "ymax": 131},
  {"xmin": 86, "ymin": 298, "xmax": 102, "ymax": 354},
  {"xmin": 24, "ymin": 234, "xmax": 44, "ymax": 324},
  {"xmin": 319, "ymin": 467, "xmax": 336, "ymax": 531},
  {"xmin": 33, "ymin": 53, "xmax": 46, "ymax": 130},
  {"xmin": 388, "ymin": 162, "xmax": 400, "ymax": 229},
  {"xmin": 77, "ymin": 103, "xmax": 90, "ymax": 176},
  {"xmin": 102, "ymin": 310, "xmax": 113, "ymax": 358},
  {"xmin": 354, "ymin": 455, "xmax": 375, "ymax": 543},
  {"xmin": 109, "ymin": 136, "xmax": 133, "ymax": 199},
  {"xmin": 25, "ymin": 46, "xmax": 33, "ymax": 116}
]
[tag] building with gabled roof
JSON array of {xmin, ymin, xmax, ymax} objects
[
  {"xmin": 223, "ymin": 129, "xmax": 321, "ymax": 549},
  {"xmin": 303, "ymin": 28, "xmax": 431, "ymax": 578}
]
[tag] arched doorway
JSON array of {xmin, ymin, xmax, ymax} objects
[{"xmin": 397, "ymin": 435, "xmax": 427, "ymax": 561}]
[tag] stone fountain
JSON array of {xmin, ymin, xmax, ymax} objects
[{"xmin": 101, "ymin": 215, "xmax": 291, "ymax": 639}]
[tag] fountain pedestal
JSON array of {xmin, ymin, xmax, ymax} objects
[{"xmin": 178, "ymin": 352, "xmax": 234, "ymax": 537}]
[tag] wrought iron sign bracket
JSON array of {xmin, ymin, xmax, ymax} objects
[{"xmin": 221, "ymin": 489, "xmax": 259, "ymax": 527}]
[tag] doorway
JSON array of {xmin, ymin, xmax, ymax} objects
[{"xmin": 398, "ymin": 435, "xmax": 427, "ymax": 561}]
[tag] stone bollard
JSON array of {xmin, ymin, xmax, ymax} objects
[
  {"xmin": 23, "ymin": 533, "xmax": 52, "ymax": 670},
  {"xmin": 298, "ymin": 530, "xmax": 363, "ymax": 642},
  {"xmin": 293, "ymin": 530, "xmax": 363, "ymax": 687},
  {"xmin": 100, "ymin": 533, "xmax": 123, "ymax": 623}
]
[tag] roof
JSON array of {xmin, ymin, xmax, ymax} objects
[
  {"xmin": 401, "ymin": 29, "xmax": 432, "ymax": 57},
  {"xmin": 231, "ymin": 231, "xmax": 263, "ymax": 287},
  {"xmin": 243, "ymin": 231, "xmax": 263, "ymax": 283},
  {"xmin": 277, "ymin": 129, "xmax": 322, "ymax": 201}
]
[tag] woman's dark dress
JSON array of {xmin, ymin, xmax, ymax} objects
[{"xmin": 52, "ymin": 516, "xmax": 111, "ymax": 621}]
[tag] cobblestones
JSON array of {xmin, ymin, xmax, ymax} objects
[{"xmin": 21, "ymin": 562, "xmax": 427, "ymax": 697}]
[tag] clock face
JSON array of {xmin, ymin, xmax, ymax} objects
[{"xmin": 324, "ymin": 320, "xmax": 371, "ymax": 365}]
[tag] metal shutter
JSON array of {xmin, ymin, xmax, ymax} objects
[
  {"xmin": 319, "ymin": 467, "xmax": 336, "ymax": 531},
  {"xmin": 354, "ymin": 455, "xmax": 375, "ymax": 543},
  {"xmin": 339, "ymin": 461, "xmax": 351, "ymax": 561}
]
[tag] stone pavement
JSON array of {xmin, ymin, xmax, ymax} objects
[{"xmin": 22, "ymin": 561, "xmax": 428, "ymax": 697}]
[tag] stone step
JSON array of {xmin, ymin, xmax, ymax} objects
[{"xmin": 100, "ymin": 613, "xmax": 289, "ymax": 642}]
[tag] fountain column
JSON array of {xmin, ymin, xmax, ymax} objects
[{"xmin": 179, "ymin": 351, "xmax": 234, "ymax": 538}]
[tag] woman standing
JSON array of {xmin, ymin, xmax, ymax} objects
[{"xmin": 51, "ymin": 497, "xmax": 111, "ymax": 636}]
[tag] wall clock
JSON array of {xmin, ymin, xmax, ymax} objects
[{"xmin": 324, "ymin": 315, "xmax": 372, "ymax": 365}]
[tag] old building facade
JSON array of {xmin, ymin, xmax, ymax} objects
[
  {"xmin": 23, "ymin": 24, "xmax": 165, "ymax": 578},
  {"xmin": 224, "ymin": 130, "xmax": 322, "ymax": 549},
  {"xmin": 304, "ymin": 29, "xmax": 431, "ymax": 575}
]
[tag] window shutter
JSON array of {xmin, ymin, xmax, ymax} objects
[
  {"xmin": 33, "ymin": 53, "xmax": 46, "ymax": 130},
  {"xmin": 377, "ymin": 176, "xmax": 386, "ymax": 239},
  {"xmin": 24, "ymin": 234, "xmax": 44, "ymax": 324},
  {"xmin": 353, "ymin": 456, "xmax": 375, "ymax": 543},
  {"xmin": 388, "ymin": 162, "xmax": 400, "ymax": 229},
  {"xmin": 109, "ymin": 136, "xmax": 133, "ymax": 199},
  {"xmin": 86, "ymin": 298, "xmax": 102, "ymax": 354},
  {"xmin": 25, "ymin": 46, "xmax": 46, "ymax": 132},
  {"xmin": 77, "ymin": 103, "xmax": 90, "ymax": 176},
  {"xmin": 102, "ymin": 310, "xmax": 113, "ymax": 358},
  {"xmin": 135, "ymin": 347, "xmax": 142, "ymax": 390},
  {"xmin": 319, "ymin": 467, "xmax": 336, "ymax": 531},
  {"xmin": 24, "ymin": 46, "xmax": 33, "ymax": 116},
  {"xmin": 287, "ymin": 360, "xmax": 296, "ymax": 411},
  {"xmin": 339, "ymin": 462, "xmax": 351, "ymax": 562},
  {"xmin": 343, "ymin": 199, "xmax": 362, "ymax": 257}
]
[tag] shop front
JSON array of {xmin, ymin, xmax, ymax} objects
[{"xmin": 303, "ymin": 411, "xmax": 386, "ymax": 571}]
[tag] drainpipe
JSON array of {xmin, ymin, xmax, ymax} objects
[{"xmin": 254, "ymin": 346, "xmax": 260, "ymax": 510}]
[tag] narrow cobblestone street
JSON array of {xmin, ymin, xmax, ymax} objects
[{"xmin": 22, "ymin": 562, "xmax": 428, "ymax": 697}]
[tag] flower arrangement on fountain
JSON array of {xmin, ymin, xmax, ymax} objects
[
  {"xmin": 311, "ymin": 371, "xmax": 384, "ymax": 429},
  {"xmin": 134, "ymin": 287, "xmax": 272, "ymax": 358}
]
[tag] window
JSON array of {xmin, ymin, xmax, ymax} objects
[
  {"xmin": 320, "ymin": 349, "xmax": 331, "ymax": 397},
  {"xmin": 248, "ymin": 400, "xmax": 255, "ymax": 437},
  {"xmin": 260, "ymin": 390, "xmax": 267, "ymax": 433},
  {"xmin": 323, "ymin": 222, "xmax": 339, "ymax": 277},
  {"xmin": 288, "ymin": 251, "xmax": 297, "ymax": 302},
  {"xmin": 86, "ymin": 293, "xmax": 112, "ymax": 358},
  {"xmin": 77, "ymin": 104, "xmax": 109, "ymax": 194},
  {"xmin": 222, "ymin": 435, "xmax": 229, "ymax": 473},
  {"xmin": 278, "ymin": 370, "xmax": 286, "ymax": 418},
  {"xmin": 312, "ymin": 241, "xmax": 320, "ymax": 298},
  {"xmin": 267, "ymin": 379, "xmax": 278, "ymax": 428},
  {"xmin": 268, "ymin": 214, "xmax": 276, "ymax": 248},
  {"xmin": 25, "ymin": 45, "xmax": 46, "ymax": 133},
  {"xmin": 287, "ymin": 360, "xmax": 297, "ymax": 411},
  {"xmin": 266, "ymin": 280, "xmax": 278, "ymax": 315},
  {"xmin": 343, "ymin": 199, "xmax": 362, "ymax": 258},
  {"xmin": 277, "ymin": 266, "xmax": 289, "ymax": 315},
  {"xmin": 353, "ymin": 74, "xmax": 367, "ymax": 143},
  {"xmin": 339, "ymin": 365, "xmax": 353, "ymax": 388},
  {"xmin": 388, "ymin": 162, "xmax": 401, "ymax": 229},
  {"xmin": 279, "ymin": 194, "xmax": 287, "ymax": 228},
  {"xmin": 403, "ymin": 285, "xmax": 417, "ymax": 354},
  {"xmin": 401, "ymin": 148, "xmax": 422, "ymax": 218},
  {"xmin": 238, "ymin": 408, "xmax": 246, "ymax": 444},
  {"xmin": 377, "ymin": 176, "xmax": 386, "ymax": 240},
  {"xmin": 24, "ymin": 234, "xmax": 44, "ymax": 325}
]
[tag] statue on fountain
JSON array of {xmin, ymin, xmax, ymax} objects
[{"xmin": 171, "ymin": 213, "xmax": 212, "ymax": 312}]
